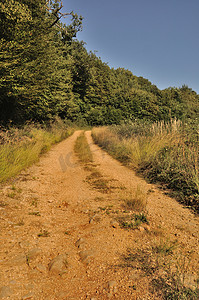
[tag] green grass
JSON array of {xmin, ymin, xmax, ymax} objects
[
  {"xmin": 74, "ymin": 132, "xmax": 93, "ymax": 164},
  {"xmin": 0, "ymin": 119, "xmax": 74, "ymax": 183},
  {"xmin": 118, "ymin": 212, "xmax": 149, "ymax": 230},
  {"xmin": 92, "ymin": 119, "xmax": 199, "ymax": 213}
]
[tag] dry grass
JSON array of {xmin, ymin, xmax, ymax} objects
[
  {"xmin": 92, "ymin": 120, "xmax": 199, "ymax": 212},
  {"xmin": 74, "ymin": 132, "xmax": 93, "ymax": 164},
  {"xmin": 121, "ymin": 185, "xmax": 148, "ymax": 212},
  {"xmin": 0, "ymin": 119, "xmax": 74, "ymax": 183}
]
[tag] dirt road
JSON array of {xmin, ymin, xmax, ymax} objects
[{"xmin": 0, "ymin": 131, "xmax": 198, "ymax": 299}]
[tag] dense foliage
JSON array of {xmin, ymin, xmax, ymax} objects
[
  {"xmin": 92, "ymin": 120, "xmax": 199, "ymax": 213},
  {"xmin": 0, "ymin": 0, "xmax": 198, "ymax": 125}
]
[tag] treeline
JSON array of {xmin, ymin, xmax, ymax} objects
[{"xmin": 0, "ymin": 0, "xmax": 198, "ymax": 126}]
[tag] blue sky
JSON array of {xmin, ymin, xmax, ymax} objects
[{"xmin": 62, "ymin": 0, "xmax": 199, "ymax": 93}]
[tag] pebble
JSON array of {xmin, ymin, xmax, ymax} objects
[
  {"xmin": 79, "ymin": 250, "xmax": 93, "ymax": 264},
  {"xmin": 9, "ymin": 254, "xmax": 27, "ymax": 266},
  {"xmin": 143, "ymin": 224, "xmax": 151, "ymax": 231},
  {"xmin": 19, "ymin": 241, "xmax": 31, "ymax": 248},
  {"xmin": 27, "ymin": 248, "xmax": 41, "ymax": 260},
  {"xmin": 22, "ymin": 292, "xmax": 34, "ymax": 299},
  {"xmin": 35, "ymin": 264, "xmax": 46, "ymax": 273},
  {"xmin": 75, "ymin": 238, "xmax": 85, "ymax": 248},
  {"xmin": 108, "ymin": 280, "xmax": 117, "ymax": 294},
  {"xmin": 110, "ymin": 220, "xmax": 119, "ymax": 228},
  {"xmin": 138, "ymin": 226, "xmax": 145, "ymax": 232},
  {"xmin": 0, "ymin": 286, "xmax": 13, "ymax": 298},
  {"xmin": 48, "ymin": 254, "xmax": 68, "ymax": 275}
]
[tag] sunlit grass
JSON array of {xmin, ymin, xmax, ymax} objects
[
  {"xmin": 0, "ymin": 119, "xmax": 74, "ymax": 182},
  {"xmin": 92, "ymin": 120, "xmax": 199, "ymax": 212}
]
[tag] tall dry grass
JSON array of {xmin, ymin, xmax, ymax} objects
[
  {"xmin": 92, "ymin": 120, "xmax": 199, "ymax": 212},
  {"xmin": 0, "ymin": 119, "xmax": 74, "ymax": 182}
]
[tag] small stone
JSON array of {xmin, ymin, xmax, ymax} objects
[
  {"xmin": 143, "ymin": 224, "xmax": 150, "ymax": 231},
  {"xmin": 108, "ymin": 280, "xmax": 117, "ymax": 294},
  {"xmin": 79, "ymin": 250, "xmax": 93, "ymax": 264},
  {"xmin": 35, "ymin": 264, "xmax": 46, "ymax": 273},
  {"xmin": 22, "ymin": 292, "xmax": 34, "ymax": 299},
  {"xmin": 48, "ymin": 254, "xmax": 68, "ymax": 275},
  {"xmin": 89, "ymin": 218, "xmax": 94, "ymax": 224},
  {"xmin": 108, "ymin": 280, "xmax": 117, "ymax": 289},
  {"xmin": 27, "ymin": 248, "xmax": 41, "ymax": 260},
  {"xmin": 19, "ymin": 241, "xmax": 31, "ymax": 248},
  {"xmin": 75, "ymin": 238, "xmax": 85, "ymax": 248},
  {"xmin": 138, "ymin": 226, "xmax": 145, "ymax": 232},
  {"xmin": 110, "ymin": 220, "xmax": 119, "ymax": 228},
  {"xmin": 0, "ymin": 286, "xmax": 13, "ymax": 298},
  {"xmin": 10, "ymin": 254, "xmax": 27, "ymax": 266}
]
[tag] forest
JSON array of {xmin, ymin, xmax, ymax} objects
[{"xmin": 1, "ymin": 0, "xmax": 199, "ymax": 126}]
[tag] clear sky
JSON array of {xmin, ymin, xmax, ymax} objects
[{"xmin": 62, "ymin": 0, "xmax": 199, "ymax": 93}]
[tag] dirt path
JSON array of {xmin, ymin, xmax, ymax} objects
[{"xmin": 0, "ymin": 131, "xmax": 198, "ymax": 299}]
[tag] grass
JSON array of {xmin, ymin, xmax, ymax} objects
[
  {"xmin": 28, "ymin": 211, "xmax": 41, "ymax": 216},
  {"xmin": 118, "ymin": 212, "xmax": 149, "ymax": 229},
  {"xmin": 92, "ymin": 119, "xmax": 199, "ymax": 213},
  {"xmin": 74, "ymin": 132, "xmax": 93, "ymax": 164},
  {"xmin": 37, "ymin": 230, "xmax": 50, "ymax": 237},
  {"xmin": 121, "ymin": 186, "xmax": 148, "ymax": 212},
  {"xmin": 0, "ymin": 118, "xmax": 74, "ymax": 183},
  {"xmin": 120, "ymin": 242, "xmax": 198, "ymax": 299}
]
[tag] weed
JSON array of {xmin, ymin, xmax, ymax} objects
[
  {"xmin": 37, "ymin": 230, "xmax": 50, "ymax": 237},
  {"xmin": 28, "ymin": 211, "xmax": 41, "ymax": 216},
  {"xmin": 0, "ymin": 201, "xmax": 7, "ymax": 207},
  {"xmin": 119, "ymin": 212, "xmax": 149, "ymax": 229},
  {"xmin": 153, "ymin": 239, "xmax": 178, "ymax": 256},
  {"xmin": 121, "ymin": 186, "xmax": 147, "ymax": 212},
  {"xmin": 31, "ymin": 198, "xmax": 38, "ymax": 207},
  {"xmin": 7, "ymin": 192, "xmax": 16, "ymax": 198},
  {"xmin": 15, "ymin": 219, "xmax": 24, "ymax": 226}
]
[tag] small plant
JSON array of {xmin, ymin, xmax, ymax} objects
[
  {"xmin": 0, "ymin": 201, "xmax": 7, "ymax": 207},
  {"xmin": 119, "ymin": 212, "xmax": 149, "ymax": 229},
  {"xmin": 122, "ymin": 186, "xmax": 147, "ymax": 212},
  {"xmin": 7, "ymin": 192, "xmax": 16, "ymax": 198},
  {"xmin": 28, "ymin": 211, "xmax": 41, "ymax": 216},
  {"xmin": 37, "ymin": 230, "xmax": 50, "ymax": 237},
  {"xmin": 153, "ymin": 239, "xmax": 178, "ymax": 256},
  {"xmin": 31, "ymin": 198, "xmax": 38, "ymax": 207},
  {"xmin": 15, "ymin": 219, "xmax": 24, "ymax": 226}
]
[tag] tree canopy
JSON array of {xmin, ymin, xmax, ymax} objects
[{"xmin": 0, "ymin": 0, "xmax": 198, "ymax": 125}]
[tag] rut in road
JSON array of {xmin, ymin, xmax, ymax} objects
[{"xmin": 0, "ymin": 130, "xmax": 198, "ymax": 299}]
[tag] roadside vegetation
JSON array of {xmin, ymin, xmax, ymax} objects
[
  {"xmin": 0, "ymin": 118, "xmax": 74, "ymax": 183},
  {"xmin": 92, "ymin": 119, "xmax": 199, "ymax": 213}
]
